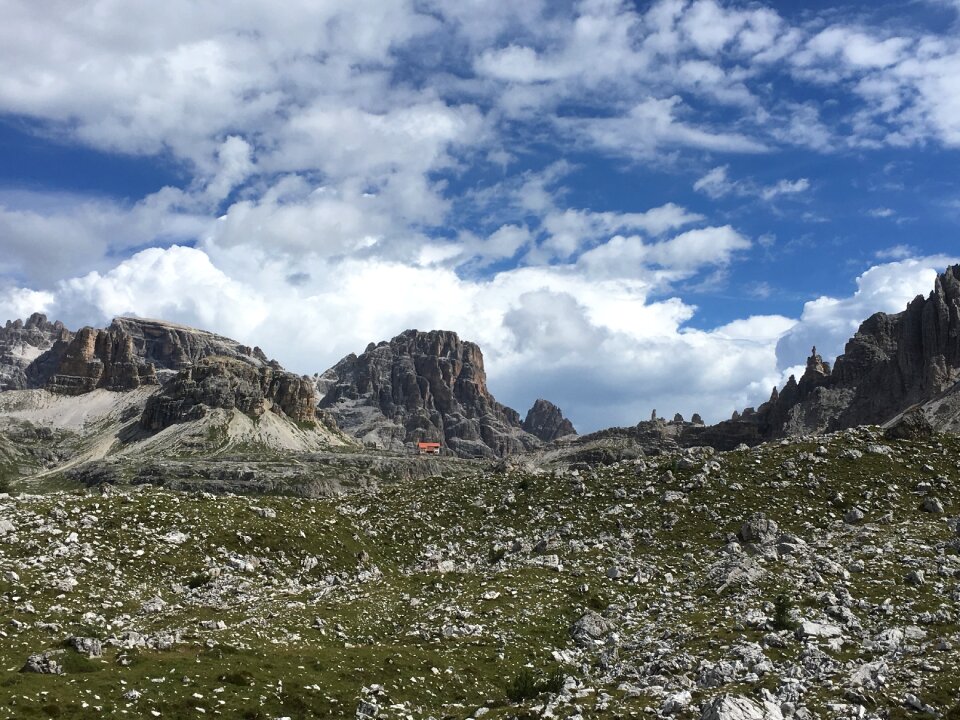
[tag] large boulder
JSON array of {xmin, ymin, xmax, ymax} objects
[
  {"xmin": 700, "ymin": 695, "xmax": 782, "ymax": 720},
  {"xmin": 883, "ymin": 407, "xmax": 934, "ymax": 441}
]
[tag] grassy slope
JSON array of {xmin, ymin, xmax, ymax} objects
[{"xmin": 0, "ymin": 428, "xmax": 957, "ymax": 718}]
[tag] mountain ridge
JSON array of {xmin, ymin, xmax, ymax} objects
[{"xmin": 3, "ymin": 262, "xmax": 960, "ymax": 459}]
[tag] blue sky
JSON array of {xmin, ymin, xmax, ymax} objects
[{"xmin": 1, "ymin": 0, "xmax": 959, "ymax": 431}]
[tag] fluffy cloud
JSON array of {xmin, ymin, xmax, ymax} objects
[
  {"xmin": 54, "ymin": 246, "xmax": 270, "ymax": 340},
  {"xmin": 537, "ymin": 203, "xmax": 704, "ymax": 260},
  {"xmin": 565, "ymin": 97, "xmax": 769, "ymax": 158},
  {"xmin": 0, "ymin": 188, "xmax": 207, "ymax": 284},
  {"xmin": 0, "ymin": 0, "xmax": 437, "ymax": 164}
]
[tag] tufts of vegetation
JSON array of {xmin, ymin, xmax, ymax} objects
[
  {"xmin": 506, "ymin": 667, "xmax": 538, "ymax": 702},
  {"xmin": 506, "ymin": 666, "xmax": 567, "ymax": 703},
  {"xmin": 772, "ymin": 592, "xmax": 798, "ymax": 631}
]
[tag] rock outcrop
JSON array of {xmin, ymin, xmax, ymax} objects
[
  {"xmin": 3, "ymin": 315, "xmax": 276, "ymax": 397},
  {"xmin": 141, "ymin": 356, "xmax": 316, "ymax": 430},
  {"xmin": 883, "ymin": 406, "xmax": 935, "ymax": 441},
  {"xmin": 0, "ymin": 314, "xmax": 69, "ymax": 390},
  {"xmin": 110, "ymin": 317, "xmax": 269, "ymax": 372},
  {"xmin": 29, "ymin": 325, "xmax": 158, "ymax": 395},
  {"xmin": 522, "ymin": 399, "xmax": 577, "ymax": 441},
  {"xmin": 696, "ymin": 265, "xmax": 960, "ymax": 447},
  {"xmin": 317, "ymin": 329, "xmax": 541, "ymax": 458}
]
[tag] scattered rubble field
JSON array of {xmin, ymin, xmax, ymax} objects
[{"xmin": 0, "ymin": 427, "xmax": 958, "ymax": 719}]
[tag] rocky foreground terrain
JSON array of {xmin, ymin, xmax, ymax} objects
[{"xmin": 0, "ymin": 425, "xmax": 958, "ymax": 719}]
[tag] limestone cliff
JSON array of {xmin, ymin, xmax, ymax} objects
[
  {"xmin": 696, "ymin": 264, "xmax": 960, "ymax": 447},
  {"xmin": 28, "ymin": 326, "xmax": 158, "ymax": 395},
  {"xmin": 4, "ymin": 315, "xmax": 277, "ymax": 397},
  {"xmin": 317, "ymin": 329, "xmax": 542, "ymax": 458},
  {"xmin": 523, "ymin": 399, "xmax": 577, "ymax": 441},
  {"xmin": 141, "ymin": 356, "xmax": 316, "ymax": 430},
  {"xmin": 0, "ymin": 314, "xmax": 69, "ymax": 391},
  {"xmin": 110, "ymin": 317, "xmax": 269, "ymax": 372}
]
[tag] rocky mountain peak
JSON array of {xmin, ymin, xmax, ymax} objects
[
  {"xmin": 522, "ymin": 398, "xmax": 577, "ymax": 442},
  {"xmin": 318, "ymin": 329, "xmax": 541, "ymax": 458},
  {"xmin": 0, "ymin": 314, "xmax": 288, "ymax": 398},
  {"xmin": 21, "ymin": 312, "xmax": 65, "ymax": 333},
  {"xmin": 692, "ymin": 263, "xmax": 960, "ymax": 447},
  {"xmin": 36, "ymin": 324, "xmax": 159, "ymax": 395},
  {"xmin": 0, "ymin": 313, "xmax": 70, "ymax": 390},
  {"xmin": 802, "ymin": 345, "xmax": 831, "ymax": 381}
]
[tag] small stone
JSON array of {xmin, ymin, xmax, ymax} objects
[
  {"xmin": 571, "ymin": 611, "xmax": 611, "ymax": 647},
  {"xmin": 69, "ymin": 636, "xmax": 103, "ymax": 657},
  {"xmin": 700, "ymin": 694, "xmax": 782, "ymax": 720},
  {"xmin": 662, "ymin": 690, "xmax": 692, "ymax": 715},
  {"xmin": 141, "ymin": 596, "xmax": 167, "ymax": 614},
  {"xmin": 739, "ymin": 515, "xmax": 779, "ymax": 545},
  {"xmin": 356, "ymin": 699, "xmax": 378, "ymax": 717},
  {"xmin": 797, "ymin": 621, "xmax": 842, "ymax": 639}
]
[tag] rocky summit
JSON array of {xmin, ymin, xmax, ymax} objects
[
  {"xmin": 605, "ymin": 264, "xmax": 960, "ymax": 453},
  {"xmin": 317, "ymin": 329, "xmax": 543, "ymax": 458},
  {"xmin": 523, "ymin": 398, "xmax": 578, "ymax": 442},
  {"xmin": 140, "ymin": 355, "xmax": 317, "ymax": 431},
  {"xmin": 730, "ymin": 265, "xmax": 960, "ymax": 443},
  {"xmin": 0, "ymin": 313, "xmax": 69, "ymax": 391},
  {"xmin": 1, "ymin": 269, "xmax": 960, "ymax": 719}
]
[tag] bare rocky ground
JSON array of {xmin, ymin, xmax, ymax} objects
[{"xmin": 0, "ymin": 428, "xmax": 958, "ymax": 719}]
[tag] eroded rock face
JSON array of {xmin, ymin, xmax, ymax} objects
[
  {"xmin": 698, "ymin": 265, "xmax": 960, "ymax": 447},
  {"xmin": 3, "ymin": 314, "xmax": 276, "ymax": 397},
  {"xmin": 34, "ymin": 326, "xmax": 159, "ymax": 395},
  {"xmin": 141, "ymin": 356, "xmax": 316, "ymax": 430},
  {"xmin": 522, "ymin": 398, "xmax": 577, "ymax": 441},
  {"xmin": 317, "ymin": 329, "xmax": 540, "ymax": 458},
  {"xmin": 0, "ymin": 314, "xmax": 69, "ymax": 390},
  {"xmin": 110, "ymin": 317, "xmax": 269, "ymax": 372}
]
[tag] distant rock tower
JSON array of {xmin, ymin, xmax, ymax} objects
[{"xmin": 805, "ymin": 346, "xmax": 831, "ymax": 379}]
